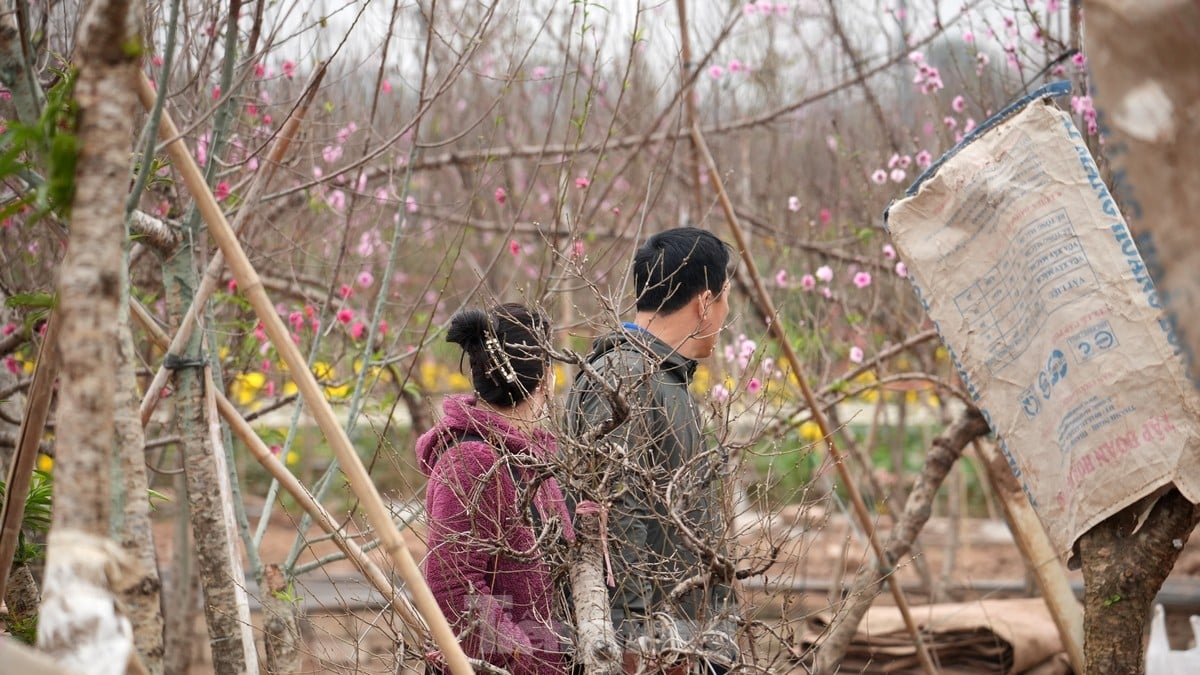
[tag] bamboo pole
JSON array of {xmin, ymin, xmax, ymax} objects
[
  {"xmin": 0, "ymin": 313, "xmax": 58, "ymax": 601},
  {"xmin": 138, "ymin": 65, "xmax": 324, "ymax": 427},
  {"xmin": 976, "ymin": 439, "xmax": 1085, "ymax": 673},
  {"xmin": 687, "ymin": 122, "xmax": 938, "ymax": 675},
  {"xmin": 135, "ymin": 73, "xmax": 474, "ymax": 675}
]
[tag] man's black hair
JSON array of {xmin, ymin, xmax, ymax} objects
[{"xmin": 633, "ymin": 227, "xmax": 732, "ymax": 314}]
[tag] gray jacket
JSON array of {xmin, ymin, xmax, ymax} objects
[{"xmin": 565, "ymin": 327, "xmax": 737, "ymax": 661}]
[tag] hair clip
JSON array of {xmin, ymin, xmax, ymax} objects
[{"xmin": 484, "ymin": 334, "xmax": 519, "ymax": 383}]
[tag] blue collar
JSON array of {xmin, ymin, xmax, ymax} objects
[{"xmin": 622, "ymin": 321, "xmax": 650, "ymax": 334}]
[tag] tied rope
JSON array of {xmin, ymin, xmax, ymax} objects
[{"xmin": 574, "ymin": 500, "xmax": 615, "ymax": 587}]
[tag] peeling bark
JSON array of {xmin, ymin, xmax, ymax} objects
[
  {"xmin": 812, "ymin": 407, "xmax": 990, "ymax": 673},
  {"xmin": 3, "ymin": 561, "xmax": 40, "ymax": 641},
  {"xmin": 570, "ymin": 507, "xmax": 621, "ymax": 675},
  {"xmin": 261, "ymin": 563, "xmax": 302, "ymax": 674},
  {"xmin": 1080, "ymin": 489, "xmax": 1200, "ymax": 674}
]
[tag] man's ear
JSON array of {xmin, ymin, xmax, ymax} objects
[{"xmin": 695, "ymin": 289, "xmax": 714, "ymax": 318}]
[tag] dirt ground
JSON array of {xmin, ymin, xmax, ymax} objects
[{"xmin": 150, "ymin": 494, "xmax": 1200, "ymax": 674}]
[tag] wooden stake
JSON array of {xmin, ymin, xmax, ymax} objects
[
  {"xmin": 0, "ymin": 313, "xmax": 59, "ymax": 601},
  {"xmin": 136, "ymin": 73, "xmax": 474, "ymax": 675},
  {"xmin": 977, "ymin": 439, "xmax": 1085, "ymax": 673},
  {"xmin": 688, "ymin": 122, "xmax": 938, "ymax": 675}
]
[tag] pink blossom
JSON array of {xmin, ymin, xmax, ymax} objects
[
  {"xmin": 357, "ymin": 271, "xmax": 374, "ymax": 288},
  {"xmin": 708, "ymin": 65, "xmax": 725, "ymax": 79},
  {"xmin": 816, "ymin": 265, "xmax": 833, "ymax": 283},
  {"xmin": 775, "ymin": 270, "xmax": 788, "ymax": 287},
  {"xmin": 890, "ymin": 168, "xmax": 907, "ymax": 183},
  {"xmin": 575, "ymin": 176, "xmax": 590, "ymax": 189},
  {"xmin": 819, "ymin": 208, "xmax": 832, "ymax": 225},
  {"xmin": 337, "ymin": 308, "xmax": 354, "ymax": 325},
  {"xmin": 908, "ymin": 51, "xmax": 925, "ymax": 63},
  {"xmin": 1072, "ymin": 52, "xmax": 1086, "ymax": 69},
  {"xmin": 895, "ymin": 261, "xmax": 908, "ymax": 277},
  {"xmin": 915, "ymin": 150, "xmax": 933, "ymax": 168},
  {"xmin": 787, "ymin": 196, "xmax": 801, "ymax": 212},
  {"xmin": 510, "ymin": 240, "xmax": 521, "ymax": 256},
  {"xmin": 822, "ymin": 287, "xmax": 833, "ymax": 299},
  {"xmin": 1, "ymin": 323, "xmax": 15, "ymax": 336},
  {"xmin": 853, "ymin": 271, "xmax": 872, "ymax": 288},
  {"xmin": 327, "ymin": 190, "xmax": 346, "ymax": 211},
  {"xmin": 212, "ymin": 85, "xmax": 221, "ymax": 101},
  {"xmin": 288, "ymin": 311, "xmax": 304, "ymax": 331},
  {"xmin": 5, "ymin": 356, "xmax": 19, "ymax": 374},
  {"xmin": 227, "ymin": 278, "xmax": 238, "ymax": 293},
  {"xmin": 379, "ymin": 319, "xmax": 389, "ymax": 336},
  {"xmin": 266, "ymin": 381, "xmax": 276, "ymax": 397},
  {"xmin": 963, "ymin": 118, "xmax": 977, "ymax": 134},
  {"xmin": 254, "ymin": 63, "xmax": 265, "ymax": 78},
  {"xmin": 571, "ymin": 240, "xmax": 586, "ymax": 259},
  {"xmin": 381, "ymin": 80, "xmax": 392, "ymax": 94},
  {"xmin": 711, "ymin": 383, "xmax": 730, "ymax": 402},
  {"xmin": 897, "ymin": 154, "xmax": 912, "ymax": 169},
  {"xmin": 801, "ymin": 274, "xmax": 816, "ymax": 291},
  {"xmin": 1048, "ymin": 0, "xmax": 1062, "ymax": 13},
  {"xmin": 962, "ymin": 30, "xmax": 975, "ymax": 43},
  {"xmin": 215, "ymin": 182, "xmax": 231, "ymax": 201},
  {"xmin": 849, "ymin": 346, "xmax": 864, "ymax": 364},
  {"xmin": 951, "ymin": 95, "xmax": 966, "ymax": 113},
  {"xmin": 495, "ymin": 187, "xmax": 507, "ymax": 204},
  {"xmin": 340, "ymin": 284, "xmax": 353, "ymax": 299},
  {"xmin": 406, "ymin": 195, "xmax": 418, "ymax": 213},
  {"xmin": 282, "ymin": 60, "xmax": 296, "ymax": 79},
  {"xmin": 254, "ymin": 323, "xmax": 266, "ymax": 342},
  {"xmin": 743, "ymin": 4, "xmax": 758, "ymax": 15},
  {"xmin": 883, "ymin": 244, "xmax": 896, "ymax": 259},
  {"xmin": 871, "ymin": 169, "xmax": 888, "ymax": 185},
  {"xmin": 944, "ymin": 116, "xmax": 958, "ymax": 130},
  {"xmin": 747, "ymin": 378, "xmax": 762, "ymax": 394},
  {"xmin": 888, "ymin": 153, "xmax": 901, "ymax": 169},
  {"xmin": 728, "ymin": 59, "xmax": 744, "ymax": 74},
  {"xmin": 350, "ymin": 321, "xmax": 366, "ymax": 340}
]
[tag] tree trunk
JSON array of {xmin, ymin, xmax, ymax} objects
[
  {"xmin": 570, "ymin": 506, "xmax": 621, "ymax": 675},
  {"xmin": 37, "ymin": 0, "xmax": 142, "ymax": 669},
  {"xmin": 261, "ymin": 563, "xmax": 303, "ymax": 674},
  {"xmin": 161, "ymin": 218, "xmax": 257, "ymax": 675},
  {"xmin": 114, "ymin": 319, "xmax": 164, "ymax": 674},
  {"xmin": 162, "ymin": 483, "xmax": 199, "ymax": 675},
  {"xmin": 1079, "ymin": 488, "xmax": 1199, "ymax": 674}
]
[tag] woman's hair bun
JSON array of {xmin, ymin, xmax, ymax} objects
[{"xmin": 445, "ymin": 309, "xmax": 490, "ymax": 350}]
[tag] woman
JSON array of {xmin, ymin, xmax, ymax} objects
[{"xmin": 418, "ymin": 303, "xmax": 574, "ymax": 675}]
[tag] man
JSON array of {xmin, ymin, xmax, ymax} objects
[{"xmin": 566, "ymin": 227, "xmax": 739, "ymax": 674}]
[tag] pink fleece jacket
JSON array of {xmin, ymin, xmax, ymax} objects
[{"xmin": 418, "ymin": 394, "xmax": 575, "ymax": 675}]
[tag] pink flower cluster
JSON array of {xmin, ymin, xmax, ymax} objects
[{"xmin": 909, "ymin": 52, "xmax": 944, "ymax": 94}]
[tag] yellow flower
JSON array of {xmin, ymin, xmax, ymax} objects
[
  {"xmin": 935, "ymin": 346, "xmax": 949, "ymax": 362},
  {"xmin": 905, "ymin": 389, "xmax": 920, "ymax": 404},
  {"xmin": 282, "ymin": 381, "xmax": 298, "ymax": 396},
  {"xmin": 22, "ymin": 359, "xmax": 34, "ymax": 375},
  {"xmin": 927, "ymin": 393, "xmax": 941, "ymax": 408},
  {"xmin": 311, "ymin": 361, "xmax": 335, "ymax": 380},
  {"xmin": 36, "ymin": 454, "xmax": 53, "ymax": 472},
  {"xmin": 231, "ymin": 371, "xmax": 266, "ymax": 407},
  {"xmin": 324, "ymin": 383, "xmax": 351, "ymax": 399},
  {"xmin": 219, "ymin": 346, "xmax": 230, "ymax": 360},
  {"xmin": 419, "ymin": 361, "xmax": 440, "ymax": 389},
  {"xmin": 286, "ymin": 451, "xmax": 300, "ymax": 466},
  {"xmin": 447, "ymin": 372, "xmax": 471, "ymax": 392},
  {"xmin": 798, "ymin": 420, "xmax": 822, "ymax": 442},
  {"xmin": 691, "ymin": 365, "xmax": 711, "ymax": 394},
  {"xmin": 552, "ymin": 364, "xmax": 568, "ymax": 393}
]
